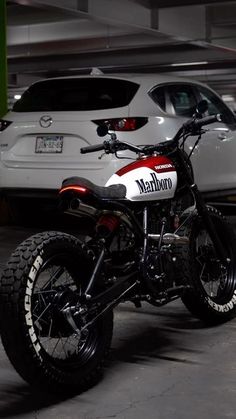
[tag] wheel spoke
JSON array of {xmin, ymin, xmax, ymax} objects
[
  {"xmin": 30, "ymin": 258, "xmax": 87, "ymax": 361},
  {"xmin": 33, "ymin": 302, "xmax": 52, "ymax": 326},
  {"xmin": 199, "ymin": 262, "xmax": 206, "ymax": 281},
  {"xmin": 40, "ymin": 266, "xmax": 65, "ymax": 290}
]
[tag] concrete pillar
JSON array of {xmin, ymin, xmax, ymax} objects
[{"xmin": 0, "ymin": 0, "xmax": 7, "ymax": 118}]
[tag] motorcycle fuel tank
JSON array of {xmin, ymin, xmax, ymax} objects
[{"xmin": 106, "ymin": 155, "xmax": 178, "ymax": 201}]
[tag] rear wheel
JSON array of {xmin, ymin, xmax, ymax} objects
[
  {"xmin": 0, "ymin": 231, "xmax": 113, "ymax": 393},
  {"xmin": 177, "ymin": 207, "xmax": 236, "ymax": 324}
]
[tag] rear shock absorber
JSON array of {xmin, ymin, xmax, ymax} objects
[{"xmin": 96, "ymin": 213, "xmax": 120, "ymax": 239}]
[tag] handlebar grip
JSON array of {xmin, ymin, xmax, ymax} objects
[
  {"xmin": 192, "ymin": 114, "xmax": 222, "ymax": 129},
  {"xmin": 80, "ymin": 143, "xmax": 105, "ymax": 154}
]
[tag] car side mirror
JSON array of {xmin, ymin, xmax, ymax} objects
[
  {"xmin": 97, "ymin": 124, "xmax": 109, "ymax": 137},
  {"xmin": 196, "ymin": 99, "xmax": 208, "ymax": 116}
]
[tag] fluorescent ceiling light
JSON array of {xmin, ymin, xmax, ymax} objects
[
  {"xmin": 222, "ymin": 94, "xmax": 234, "ymax": 102},
  {"xmin": 170, "ymin": 61, "xmax": 208, "ymax": 67}
]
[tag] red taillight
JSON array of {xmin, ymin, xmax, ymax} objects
[
  {"xmin": 96, "ymin": 214, "xmax": 120, "ymax": 236},
  {"xmin": 59, "ymin": 185, "xmax": 88, "ymax": 194},
  {"xmin": 0, "ymin": 120, "xmax": 12, "ymax": 132},
  {"xmin": 93, "ymin": 117, "xmax": 148, "ymax": 131}
]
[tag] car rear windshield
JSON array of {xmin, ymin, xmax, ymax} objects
[{"xmin": 13, "ymin": 78, "xmax": 140, "ymax": 112}]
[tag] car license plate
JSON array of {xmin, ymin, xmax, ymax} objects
[{"xmin": 35, "ymin": 136, "xmax": 63, "ymax": 153}]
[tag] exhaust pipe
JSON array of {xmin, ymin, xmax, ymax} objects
[{"xmin": 148, "ymin": 233, "xmax": 189, "ymax": 244}]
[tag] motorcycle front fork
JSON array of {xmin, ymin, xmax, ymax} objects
[
  {"xmin": 176, "ymin": 148, "xmax": 229, "ymax": 264},
  {"xmin": 190, "ymin": 183, "xmax": 229, "ymax": 264}
]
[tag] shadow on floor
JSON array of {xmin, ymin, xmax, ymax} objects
[{"xmin": 0, "ymin": 303, "xmax": 208, "ymax": 418}]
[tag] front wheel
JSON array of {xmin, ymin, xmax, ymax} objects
[
  {"xmin": 0, "ymin": 231, "xmax": 113, "ymax": 393},
  {"xmin": 177, "ymin": 207, "xmax": 236, "ymax": 324}
]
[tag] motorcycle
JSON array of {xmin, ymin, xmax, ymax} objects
[{"xmin": 1, "ymin": 101, "xmax": 236, "ymax": 394}]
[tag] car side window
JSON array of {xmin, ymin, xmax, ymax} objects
[
  {"xmin": 149, "ymin": 85, "xmax": 166, "ymax": 112},
  {"xmin": 149, "ymin": 84, "xmax": 198, "ymax": 117},
  {"xmin": 167, "ymin": 85, "xmax": 197, "ymax": 117},
  {"xmin": 197, "ymin": 86, "xmax": 236, "ymax": 125}
]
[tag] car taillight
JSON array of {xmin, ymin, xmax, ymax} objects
[
  {"xmin": 0, "ymin": 120, "xmax": 12, "ymax": 132},
  {"xmin": 93, "ymin": 117, "xmax": 148, "ymax": 131}
]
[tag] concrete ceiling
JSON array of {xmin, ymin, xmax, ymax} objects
[{"xmin": 6, "ymin": 0, "xmax": 236, "ymax": 100}]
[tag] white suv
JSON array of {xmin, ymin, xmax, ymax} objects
[{"xmin": 1, "ymin": 73, "xmax": 236, "ymax": 215}]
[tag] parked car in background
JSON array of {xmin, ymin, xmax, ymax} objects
[{"xmin": 0, "ymin": 72, "xmax": 236, "ymax": 220}]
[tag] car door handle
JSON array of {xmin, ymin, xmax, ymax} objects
[
  {"xmin": 218, "ymin": 132, "xmax": 228, "ymax": 141},
  {"xmin": 218, "ymin": 132, "xmax": 234, "ymax": 141}
]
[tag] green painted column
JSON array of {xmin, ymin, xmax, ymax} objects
[{"xmin": 0, "ymin": 0, "xmax": 7, "ymax": 118}]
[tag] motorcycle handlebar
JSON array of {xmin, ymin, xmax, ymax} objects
[
  {"xmin": 81, "ymin": 143, "xmax": 105, "ymax": 154},
  {"xmin": 81, "ymin": 140, "xmax": 138, "ymax": 155},
  {"xmin": 184, "ymin": 113, "xmax": 222, "ymax": 130},
  {"xmin": 142, "ymin": 114, "xmax": 223, "ymax": 154},
  {"xmin": 81, "ymin": 113, "xmax": 223, "ymax": 155}
]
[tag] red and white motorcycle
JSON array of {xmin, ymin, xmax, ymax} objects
[{"xmin": 1, "ymin": 102, "xmax": 236, "ymax": 393}]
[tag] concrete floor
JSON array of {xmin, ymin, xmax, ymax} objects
[{"xmin": 0, "ymin": 225, "xmax": 236, "ymax": 418}]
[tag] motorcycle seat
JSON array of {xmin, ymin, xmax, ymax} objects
[{"xmin": 61, "ymin": 176, "xmax": 127, "ymax": 200}]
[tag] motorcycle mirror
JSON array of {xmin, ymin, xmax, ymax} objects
[
  {"xmin": 97, "ymin": 124, "xmax": 109, "ymax": 137},
  {"xmin": 196, "ymin": 99, "xmax": 208, "ymax": 116}
]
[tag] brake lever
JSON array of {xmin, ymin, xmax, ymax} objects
[
  {"xmin": 98, "ymin": 151, "xmax": 107, "ymax": 160},
  {"xmin": 98, "ymin": 138, "xmax": 119, "ymax": 158}
]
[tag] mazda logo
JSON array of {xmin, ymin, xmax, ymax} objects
[{"xmin": 39, "ymin": 115, "xmax": 52, "ymax": 128}]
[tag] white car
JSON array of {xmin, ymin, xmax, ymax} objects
[{"xmin": 1, "ymin": 73, "xmax": 236, "ymax": 215}]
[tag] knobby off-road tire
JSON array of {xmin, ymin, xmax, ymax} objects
[
  {"xmin": 0, "ymin": 231, "xmax": 113, "ymax": 394},
  {"xmin": 176, "ymin": 207, "xmax": 236, "ymax": 324}
]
